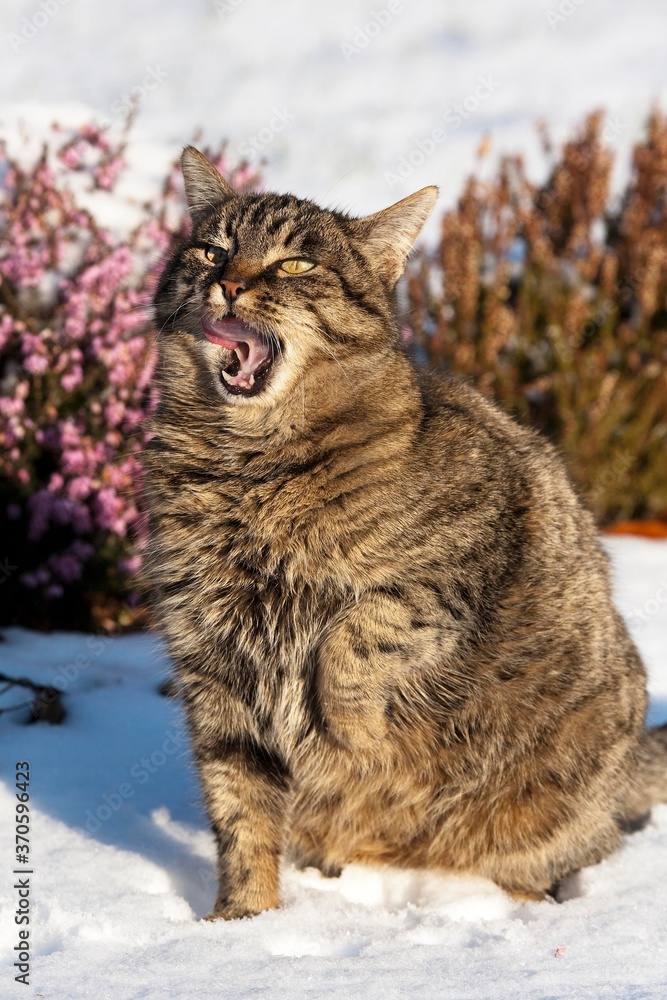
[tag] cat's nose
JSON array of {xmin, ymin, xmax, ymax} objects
[{"xmin": 220, "ymin": 279, "xmax": 246, "ymax": 305}]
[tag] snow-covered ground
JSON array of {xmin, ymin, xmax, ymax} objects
[{"xmin": 0, "ymin": 536, "xmax": 666, "ymax": 1000}]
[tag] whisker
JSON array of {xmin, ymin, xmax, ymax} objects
[{"xmin": 297, "ymin": 323, "xmax": 348, "ymax": 377}]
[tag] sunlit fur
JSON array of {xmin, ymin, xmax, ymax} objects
[{"xmin": 145, "ymin": 148, "xmax": 667, "ymax": 920}]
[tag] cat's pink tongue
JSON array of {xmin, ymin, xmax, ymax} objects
[{"xmin": 201, "ymin": 316, "xmax": 271, "ymax": 390}]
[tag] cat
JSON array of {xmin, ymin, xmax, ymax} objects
[{"xmin": 144, "ymin": 145, "xmax": 667, "ymax": 919}]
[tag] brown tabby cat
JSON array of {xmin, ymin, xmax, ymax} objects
[{"xmin": 144, "ymin": 146, "xmax": 667, "ymax": 920}]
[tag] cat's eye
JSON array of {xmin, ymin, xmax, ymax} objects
[
  {"xmin": 280, "ymin": 259, "xmax": 316, "ymax": 275},
  {"xmin": 204, "ymin": 245, "xmax": 228, "ymax": 265}
]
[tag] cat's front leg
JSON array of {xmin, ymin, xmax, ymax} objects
[{"xmin": 196, "ymin": 735, "xmax": 291, "ymax": 920}]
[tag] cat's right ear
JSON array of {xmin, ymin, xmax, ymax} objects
[
  {"xmin": 181, "ymin": 146, "xmax": 235, "ymax": 221},
  {"xmin": 348, "ymin": 186, "xmax": 439, "ymax": 286}
]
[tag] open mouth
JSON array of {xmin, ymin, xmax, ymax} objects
[{"xmin": 201, "ymin": 315, "xmax": 276, "ymax": 396}]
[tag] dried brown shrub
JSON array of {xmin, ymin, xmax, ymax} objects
[{"xmin": 406, "ymin": 110, "xmax": 667, "ymax": 525}]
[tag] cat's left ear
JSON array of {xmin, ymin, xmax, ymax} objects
[
  {"xmin": 181, "ymin": 145, "xmax": 236, "ymax": 221},
  {"xmin": 350, "ymin": 186, "xmax": 438, "ymax": 285}
]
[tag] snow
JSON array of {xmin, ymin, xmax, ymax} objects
[
  {"xmin": 0, "ymin": 536, "xmax": 666, "ymax": 999},
  {"xmin": 2, "ymin": 2, "xmax": 667, "ymax": 995},
  {"xmin": 2, "ymin": 0, "xmax": 667, "ymax": 240}
]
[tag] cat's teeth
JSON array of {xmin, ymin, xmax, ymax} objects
[
  {"xmin": 248, "ymin": 374, "xmax": 255, "ymax": 387},
  {"xmin": 222, "ymin": 370, "xmax": 233, "ymax": 383}
]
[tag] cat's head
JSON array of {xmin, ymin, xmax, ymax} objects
[{"xmin": 154, "ymin": 146, "xmax": 437, "ymax": 408}]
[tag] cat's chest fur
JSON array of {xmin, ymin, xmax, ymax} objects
[{"xmin": 148, "ymin": 434, "xmax": 377, "ymax": 733}]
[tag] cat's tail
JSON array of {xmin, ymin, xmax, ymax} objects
[{"xmin": 628, "ymin": 725, "xmax": 667, "ymax": 818}]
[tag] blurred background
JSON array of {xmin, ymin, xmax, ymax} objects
[
  {"xmin": 3, "ymin": 0, "xmax": 667, "ymax": 214},
  {"xmin": 1, "ymin": 0, "xmax": 667, "ymax": 633}
]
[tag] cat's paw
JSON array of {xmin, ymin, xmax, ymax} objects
[
  {"xmin": 205, "ymin": 883, "xmax": 281, "ymax": 921},
  {"xmin": 294, "ymin": 854, "xmax": 343, "ymax": 879},
  {"xmin": 499, "ymin": 885, "xmax": 557, "ymax": 904},
  {"xmin": 203, "ymin": 900, "xmax": 276, "ymax": 921}
]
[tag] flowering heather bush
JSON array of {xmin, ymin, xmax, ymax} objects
[
  {"xmin": 406, "ymin": 110, "xmax": 667, "ymax": 525},
  {"xmin": 0, "ymin": 121, "xmax": 260, "ymax": 631}
]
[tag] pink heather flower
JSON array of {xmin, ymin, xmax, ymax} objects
[
  {"xmin": 66, "ymin": 476, "xmax": 93, "ymax": 501},
  {"xmin": 0, "ymin": 397, "xmax": 24, "ymax": 417},
  {"xmin": 48, "ymin": 553, "xmax": 83, "ymax": 584},
  {"xmin": 64, "ymin": 313, "xmax": 87, "ymax": 341},
  {"xmin": 94, "ymin": 486, "xmax": 122, "ymax": 530},
  {"xmin": 105, "ymin": 464, "xmax": 127, "ymax": 489},
  {"xmin": 61, "ymin": 367, "xmax": 83, "ymax": 392},
  {"xmin": 70, "ymin": 503, "xmax": 92, "ymax": 534},
  {"xmin": 212, "ymin": 153, "xmax": 230, "ymax": 176},
  {"xmin": 27, "ymin": 488, "xmax": 57, "ymax": 539},
  {"xmin": 104, "ymin": 401, "xmax": 125, "ymax": 426},
  {"xmin": 52, "ymin": 496, "xmax": 81, "ymax": 526},
  {"xmin": 23, "ymin": 354, "xmax": 49, "ymax": 376},
  {"xmin": 60, "ymin": 420, "xmax": 81, "ymax": 448},
  {"xmin": 81, "ymin": 123, "xmax": 110, "ymax": 150},
  {"xmin": 110, "ymin": 516, "xmax": 129, "ymax": 537},
  {"xmin": 122, "ymin": 407, "xmax": 145, "ymax": 429},
  {"xmin": 36, "ymin": 426, "xmax": 60, "ymax": 449},
  {"xmin": 70, "ymin": 540, "xmax": 94, "ymax": 561},
  {"xmin": 94, "ymin": 156, "xmax": 124, "ymax": 191},
  {"xmin": 118, "ymin": 554, "xmax": 142, "ymax": 576},
  {"xmin": 61, "ymin": 449, "xmax": 88, "ymax": 476},
  {"xmin": 8, "ymin": 416, "xmax": 26, "ymax": 441},
  {"xmin": 45, "ymin": 583, "xmax": 64, "ymax": 600},
  {"xmin": 21, "ymin": 331, "xmax": 47, "ymax": 354},
  {"xmin": 232, "ymin": 163, "xmax": 262, "ymax": 192},
  {"xmin": 60, "ymin": 143, "xmax": 84, "ymax": 169}
]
